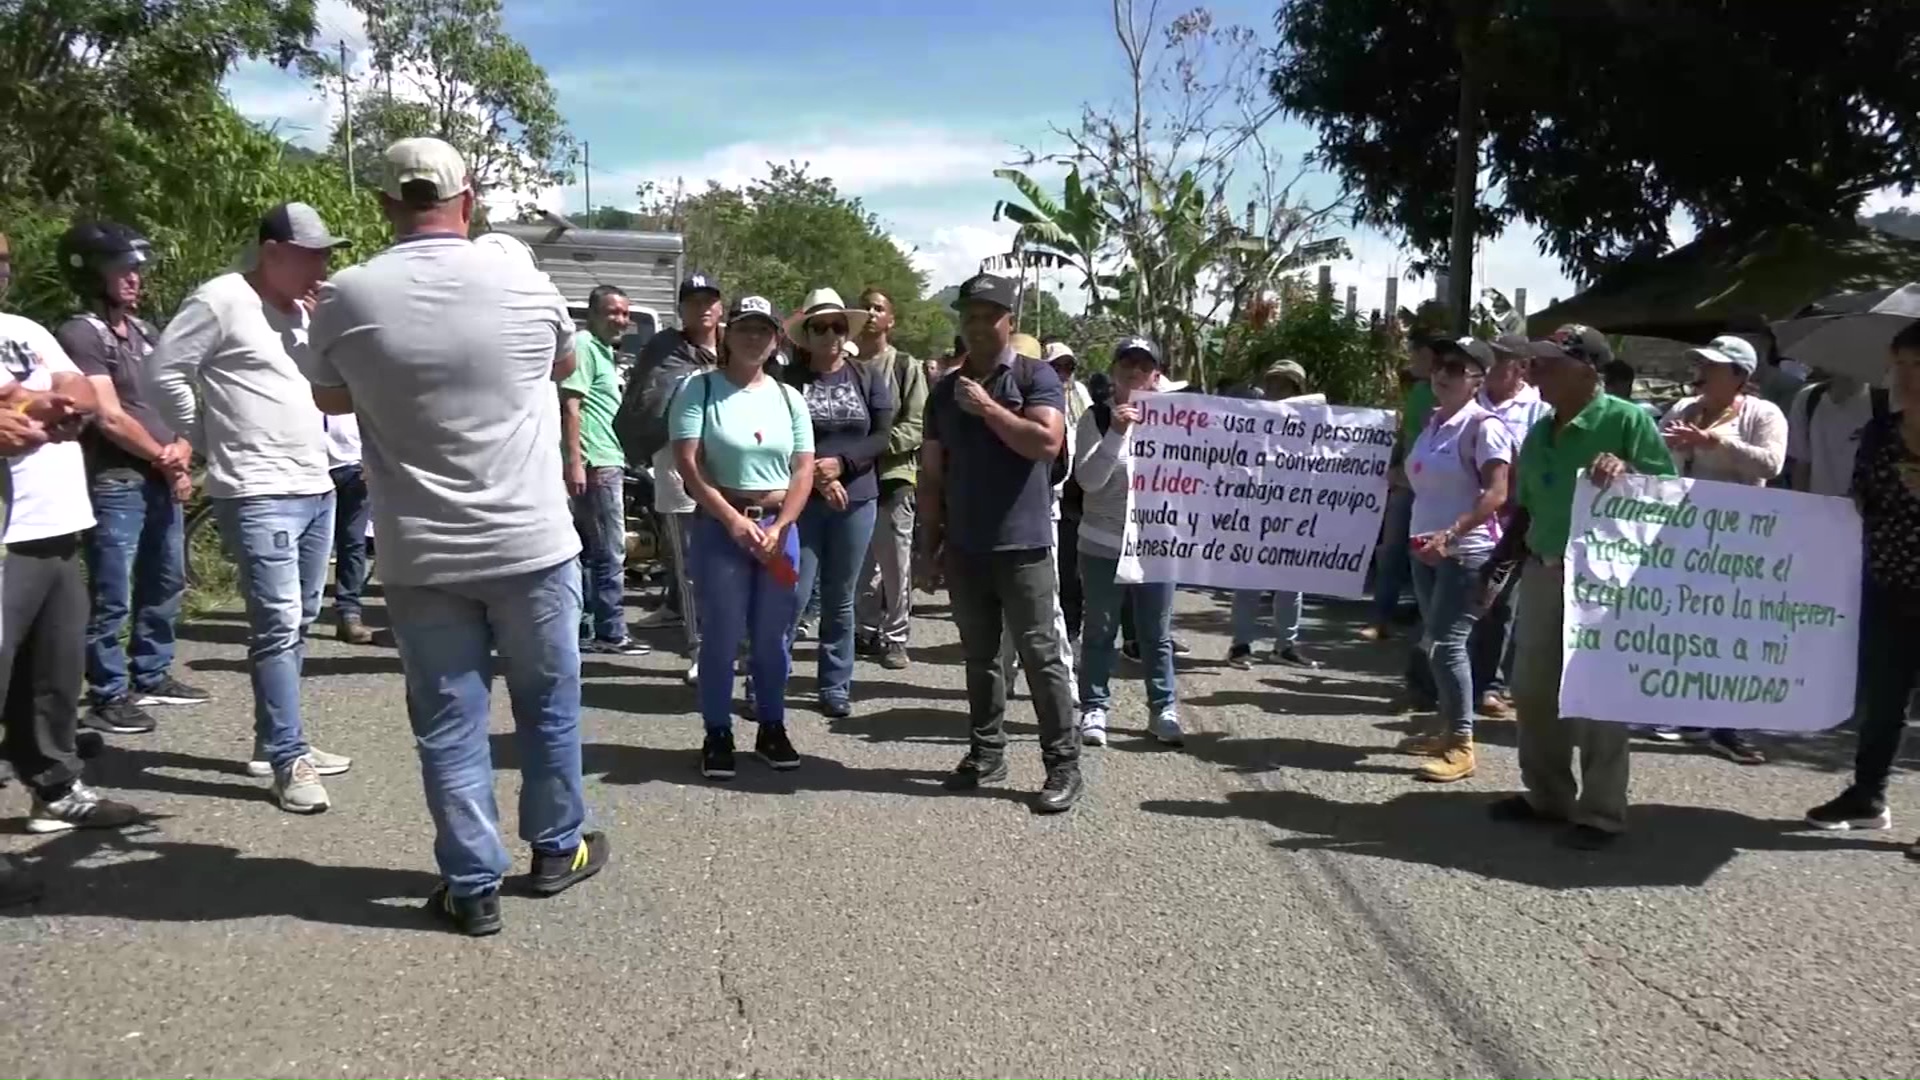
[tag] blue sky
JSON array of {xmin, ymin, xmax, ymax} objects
[{"xmin": 226, "ymin": 0, "xmax": 1598, "ymax": 315}]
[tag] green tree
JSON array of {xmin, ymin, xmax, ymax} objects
[
  {"xmin": 1271, "ymin": 0, "xmax": 1920, "ymax": 281},
  {"xmin": 1224, "ymin": 296, "xmax": 1398, "ymax": 406}
]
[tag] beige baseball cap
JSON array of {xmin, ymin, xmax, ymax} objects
[{"xmin": 381, "ymin": 137, "xmax": 470, "ymax": 201}]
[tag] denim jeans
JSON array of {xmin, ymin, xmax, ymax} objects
[
  {"xmin": 1409, "ymin": 552, "xmax": 1485, "ymax": 737},
  {"xmin": 1231, "ymin": 589, "xmax": 1303, "ymax": 648},
  {"xmin": 796, "ymin": 497, "xmax": 877, "ymax": 703},
  {"xmin": 214, "ymin": 493, "xmax": 334, "ymax": 769},
  {"xmin": 571, "ymin": 466, "xmax": 627, "ymax": 643},
  {"xmin": 83, "ymin": 469, "xmax": 184, "ymax": 702},
  {"xmin": 1371, "ymin": 486, "xmax": 1414, "ymax": 625},
  {"xmin": 386, "ymin": 558, "xmax": 586, "ymax": 898},
  {"xmin": 689, "ymin": 513, "xmax": 800, "ymax": 736},
  {"xmin": 1079, "ymin": 553, "xmax": 1175, "ymax": 716},
  {"xmin": 330, "ymin": 464, "xmax": 371, "ymax": 620}
]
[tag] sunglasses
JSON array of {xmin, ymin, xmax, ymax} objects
[{"xmin": 808, "ymin": 321, "xmax": 850, "ymax": 337}]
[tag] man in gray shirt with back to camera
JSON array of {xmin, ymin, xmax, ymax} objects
[{"xmin": 305, "ymin": 137, "xmax": 605, "ymax": 937}]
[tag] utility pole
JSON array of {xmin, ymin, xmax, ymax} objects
[
  {"xmin": 582, "ymin": 141, "xmax": 592, "ymax": 222},
  {"xmin": 339, "ymin": 41, "xmax": 354, "ymax": 197}
]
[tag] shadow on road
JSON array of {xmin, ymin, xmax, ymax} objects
[
  {"xmin": 1115, "ymin": 729, "xmax": 1413, "ymax": 777},
  {"xmin": 1, "ymin": 828, "xmax": 439, "ymax": 930},
  {"xmin": 1142, "ymin": 787, "xmax": 1905, "ymax": 889},
  {"xmin": 86, "ymin": 746, "xmax": 271, "ymax": 806}
]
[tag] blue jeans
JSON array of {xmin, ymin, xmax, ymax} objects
[
  {"xmin": 331, "ymin": 464, "xmax": 371, "ymax": 619},
  {"xmin": 1409, "ymin": 553, "xmax": 1485, "ymax": 737},
  {"xmin": 1079, "ymin": 553, "xmax": 1175, "ymax": 716},
  {"xmin": 1469, "ymin": 572, "xmax": 1519, "ymax": 697},
  {"xmin": 1371, "ymin": 486, "xmax": 1414, "ymax": 625},
  {"xmin": 689, "ymin": 513, "xmax": 800, "ymax": 736},
  {"xmin": 571, "ymin": 466, "xmax": 627, "ymax": 643},
  {"xmin": 83, "ymin": 470, "xmax": 184, "ymax": 702},
  {"xmin": 385, "ymin": 558, "xmax": 585, "ymax": 897},
  {"xmin": 795, "ymin": 497, "xmax": 877, "ymax": 704},
  {"xmin": 214, "ymin": 493, "xmax": 334, "ymax": 768},
  {"xmin": 1232, "ymin": 589, "xmax": 1303, "ymax": 648}
]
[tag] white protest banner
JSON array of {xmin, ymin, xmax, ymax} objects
[
  {"xmin": 1559, "ymin": 472, "xmax": 1862, "ymax": 731},
  {"xmin": 1113, "ymin": 391, "xmax": 1396, "ymax": 596}
]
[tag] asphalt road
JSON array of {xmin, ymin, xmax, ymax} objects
[{"xmin": 2, "ymin": 586, "xmax": 1915, "ymax": 1079}]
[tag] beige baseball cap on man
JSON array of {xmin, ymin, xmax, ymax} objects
[{"xmin": 381, "ymin": 137, "xmax": 471, "ymax": 201}]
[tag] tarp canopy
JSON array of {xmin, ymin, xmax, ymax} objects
[{"xmin": 1527, "ymin": 224, "xmax": 1920, "ymax": 346}]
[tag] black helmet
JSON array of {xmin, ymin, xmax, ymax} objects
[{"xmin": 57, "ymin": 221, "xmax": 153, "ymax": 298}]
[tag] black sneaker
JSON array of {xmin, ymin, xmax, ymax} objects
[
  {"xmin": 820, "ymin": 696, "xmax": 852, "ymax": 720},
  {"xmin": 943, "ymin": 752, "xmax": 1009, "ymax": 791},
  {"xmin": 880, "ymin": 643, "xmax": 910, "ymax": 671},
  {"xmin": 701, "ymin": 734, "xmax": 736, "ymax": 780},
  {"xmin": 587, "ymin": 638, "xmax": 651, "ymax": 657},
  {"xmin": 756, "ymin": 726, "xmax": 801, "ymax": 770},
  {"xmin": 1171, "ymin": 638, "xmax": 1193, "ymax": 657},
  {"xmin": 530, "ymin": 831, "xmax": 610, "ymax": 896},
  {"xmin": 1033, "ymin": 764, "xmax": 1084, "ymax": 813},
  {"xmin": 133, "ymin": 676, "xmax": 211, "ymax": 707},
  {"xmin": 1805, "ymin": 791, "xmax": 1891, "ymax": 831},
  {"xmin": 855, "ymin": 634, "xmax": 882, "ymax": 657},
  {"xmin": 1706, "ymin": 730, "xmax": 1766, "ymax": 765},
  {"xmin": 81, "ymin": 698, "xmax": 155, "ymax": 735},
  {"xmin": 1226, "ymin": 644, "xmax": 1254, "ymax": 671},
  {"xmin": 0, "ymin": 855, "xmax": 43, "ymax": 908},
  {"xmin": 1274, "ymin": 645, "xmax": 1320, "ymax": 670},
  {"xmin": 1120, "ymin": 641, "xmax": 1142, "ymax": 663},
  {"xmin": 425, "ymin": 884, "xmax": 502, "ymax": 937}
]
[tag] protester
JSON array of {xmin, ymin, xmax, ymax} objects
[
  {"xmin": 1045, "ymin": 341, "xmax": 1090, "ymax": 639},
  {"xmin": 919, "ymin": 272, "xmax": 1081, "ymax": 812},
  {"xmin": 1074, "ymin": 337, "xmax": 1183, "ymax": 748},
  {"xmin": 1804, "ymin": 322, "xmax": 1920, "ymax": 847},
  {"xmin": 854, "ymin": 287, "xmax": 926, "ymax": 671},
  {"xmin": 618, "ymin": 272, "xmax": 724, "ymax": 684},
  {"xmin": 1485, "ymin": 325, "xmax": 1675, "ymax": 850},
  {"xmin": 1659, "ymin": 335, "xmax": 1788, "ymax": 765},
  {"xmin": 1786, "ymin": 367, "xmax": 1891, "ymax": 497},
  {"xmin": 671, "ymin": 296, "xmax": 812, "ymax": 779},
  {"xmin": 1368, "ymin": 335, "xmax": 1436, "ymax": 641},
  {"xmin": 563, "ymin": 284, "xmax": 646, "ymax": 657},
  {"xmin": 1603, "ymin": 358, "xmax": 1663, "ymax": 418},
  {"xmin": 782, "ymin": 288, "xmax": 894, "ymax": 719},
  {"xmin": 323, "ymin": 411, "xmax": 374, "ymax": 644},
  {"xmin": 1228, "ymin": 359, "xmax": 1319, "ymax": 671},
  {"xmin": 52, "ymin": 221, "xmax": 207, "ymax": 738},
  {"xmin": 305, "ymin": 137, "xmax": 606, "ymax": 935},
  {"xmin": 0, "ymin": 306, "xmax": 145, "ymax": 849},
  {"xmin": 144, "ymin": 201, "xmax": 352, "ymax": 811},
  {"xmin": 1400, "ymin": 338, "xmax": 1514, "ymax": 784},
  {"xmin": 1463, "ymin": 333, "xmax": 1548, "ymax": 719}
]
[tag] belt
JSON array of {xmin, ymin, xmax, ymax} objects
[
  {"xmin": 704, "ymin": 499, "xmax": 773, "ymax": 522},
  {"xmin": 6, "ymin": 532, "xmax": 82, "ymax": 558}
]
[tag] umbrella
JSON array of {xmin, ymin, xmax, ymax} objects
[{"xmin": 1770, "ymin": 283, "xmax": 1920, "ymax": 380}]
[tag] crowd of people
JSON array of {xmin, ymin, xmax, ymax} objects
[{"xmin": 0, "ymin": 134, "xmax": 1915, "ymax": 934}]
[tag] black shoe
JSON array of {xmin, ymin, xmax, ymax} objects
[
  {"xmin": 943, "ymin": 752, "xmax": 1009, "ymax": 791},
  {"xmin": 1274, "ymin": 645, "xmax": 1319, "ymax": 670},
  {"xmin": 855, "ymin": 634, "xmax": 882, "ymax": 657},
  {"xmin": 1226, "ymin": 644, "xmax": 1254, "ymax": 671},
  {"xmin": 1171, "ymin": 638, "xmax": 1193, "ymax": 657},
  {"xmin": 880, "ymin": 643, "xmax": 910, "ymax": 671},
  {"xmin": 1805, "ymin": 791, "xmax": 1891, "ymax": 831},
  {"xmin": 701, "ymin": 734, "xmax": 736, "ymax": 780},
  {"xmin": 1120, "ymin": 641, "xmax": 1141, "ymax": 663},
  {"xmin": 820, "ymin": 695, "xmax": 852, "ymax": 720},
  {"xmin": 1706, "ymin": 730, "xmax": 1766, "ymax": 765},
  {"xmin": 1487, "ymin": 794, "xmax": 1562, "ymax": 825},
  {"xmin": 1555, "ymin": 824, "xmax": 1618, "ymax": 851},
  {"xmin": 1033, "ymin": 764, "xmax": 1084, "ymax": 814},
  {"xmin": 0, "ymin": 856, "xmax": 43, "ymax": 908},
  {"xmin": 425, "ymin": 884, "xmax": 502, "ymax": 937},
  {"xmin": 587, "ymin": 637, "xmax": 651, "ymax": 657},
  {"xmin": 82, "ymin": 698, "xmax": 155, "ymax": 735},
  {"xmin": 132, "ymin": 675, "xmax": 211, "ymax": 706},
  {"xmin": 756, "ymin": 725, "xmax": 801, "ymax": 770},
  {"xmin": 530, "ymin": 831, "xmax": 610, "ymax": 896}
]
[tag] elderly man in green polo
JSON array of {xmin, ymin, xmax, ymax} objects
[{"xmin": 1483, "ymin": 325, "xmax": 1675, "ymax": 851}]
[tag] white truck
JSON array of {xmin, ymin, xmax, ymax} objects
[{"xmin": 494, "ymin": 217, "xmax": 685, "ymax": 385}]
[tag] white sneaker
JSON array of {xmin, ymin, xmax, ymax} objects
[
  {"xmin": 248, "ymin": 746, "xmax": 353, "ymax": 778},
  {"xmin": 272, "ymin": 757, "xmax": 330, "ymax": 814},
  {"xmin": 1148, "ymin": 710, "xmax": 1185, "ymax": 747},
  {"xmin": 27, "ymin": 781, "xmax": 141, "ymax": 834},
  {"xmin": 1079, "ymin": 706, "xmax": 1109, "ymax": 747},
  {"xmin": 684, "ymin": 659, "xmax": 700, "ymax": 686}
]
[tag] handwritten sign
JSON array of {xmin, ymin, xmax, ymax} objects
[
  {"xmin": 1559, "ymin": 472, "xmax": 1861, "ymax": 731},
  {"xmin": 1113, "ymin": 392, "xmax": 1396, "ymax": 596}
]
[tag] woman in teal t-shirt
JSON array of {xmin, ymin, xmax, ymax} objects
[{"xmin": 670, "ymin": 295, "xmax": 815, "ymax": 780}]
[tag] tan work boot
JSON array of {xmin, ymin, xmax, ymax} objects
[
  {"xmin": 1358, "ymin": 623, "xmax": 1394, "ymax": 643},
  {"xmin": 1417, "ymin": 736, "xmax": 1476, "ymax": 783},
  {"xmin": 337, "ymin": 613, "xmax": 374, "ymax": 646},
  {"xmin": 1396, "ymin": 732, "xmax": 1445, "ymax": 756}
]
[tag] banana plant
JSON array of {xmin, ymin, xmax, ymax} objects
[{"xmin": 987, "ymin": 166, "xmax": 1112, "ymax": 314}]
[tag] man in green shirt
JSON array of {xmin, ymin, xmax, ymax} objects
[
  {"xmin": 562, "ymin": 285, "xmax": 646, "ymax": 655},
  {"xmin": 1488, "ymin": 324, "xmax": 1675, "ymax": 850}
]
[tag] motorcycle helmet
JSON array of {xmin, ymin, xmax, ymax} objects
[{"xmin": 57, "ymin": 221, "xmax": 153, "ymax": 299}]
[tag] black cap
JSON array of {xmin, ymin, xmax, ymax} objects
[
  {"xmin": 1113, "ymin": 336, "xmax": 1161, "ymax": 367},
  {"xmin": 727, "ymin": 295, "xmax": 780, "ymax": 329},
  {"xmin": 1527, "ymin": 323, "xmax": 1614, "ymax": 368},
  {"xmin": 1431, "ymin": 336, "xmax": 1495, "ymax": 372},
  {"xmin": 679, "ymin": 271, "xmax": 721, "ymax": 301},
  {"xmin": 952, "ymin": 272, "xmax": 1017, "ymax": 312}
]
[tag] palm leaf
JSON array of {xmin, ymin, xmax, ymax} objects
[{"xmin": 992, "ymin": 167, "xmax": 1064, "ymax": 221}]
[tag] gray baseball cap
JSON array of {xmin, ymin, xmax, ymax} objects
[{"xmin": 257, "ymin": 202, "xmax": 351, "ymax": 251}]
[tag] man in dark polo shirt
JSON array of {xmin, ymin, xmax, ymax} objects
[
  {"xmin": 920, "ymin": 272, "xmax": 1081, "ymax": 812},
  {"xmin": 53, "ymin": 221, "xmax": 206, "ymax": 740}
]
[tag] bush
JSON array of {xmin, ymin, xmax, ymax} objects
[{"xmin": 1221, "ymin": 299, "xmax": 1401, "ymax": 406}]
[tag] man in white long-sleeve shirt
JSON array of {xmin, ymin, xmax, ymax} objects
[{"xmin": 142, "ymin": 202, "xmax": 353, "ymax": 814}]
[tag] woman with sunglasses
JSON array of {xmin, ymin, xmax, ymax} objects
[
  {"xmin": 1401, "ymin": 337, "xmax": 1515, "ymax": 784},
  {"xmin": 671, "ymin": 296, "xmax": 815, "ymax": 780},
  {"xmin": 782, "ymin": 289, "xmax": 896, "ymax": 719}
]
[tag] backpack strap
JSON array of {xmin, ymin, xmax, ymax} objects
[{"xmin": 1871, "ymin": 386, "xmax": 1892, "ymax": 423}]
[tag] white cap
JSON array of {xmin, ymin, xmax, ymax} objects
[
  {"xmin": 1042, "ymin": 341, "xmax": 1076, "ymax": 365},
  {"xmin": 1687, "ymin": 334, "xmax": 1760, "ymax": 375},
  {"xmin": 381, "ymin": 137, "xmax": 470, "ymax": 201}
]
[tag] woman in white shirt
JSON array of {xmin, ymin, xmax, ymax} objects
[
  {"xmin": 1402, "ymin": 338, "xmax": 1515, "ymax": 784},
  {"xmin": 1659, "ymin": 336, "xmax": 1788, "ymax": 766}
]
